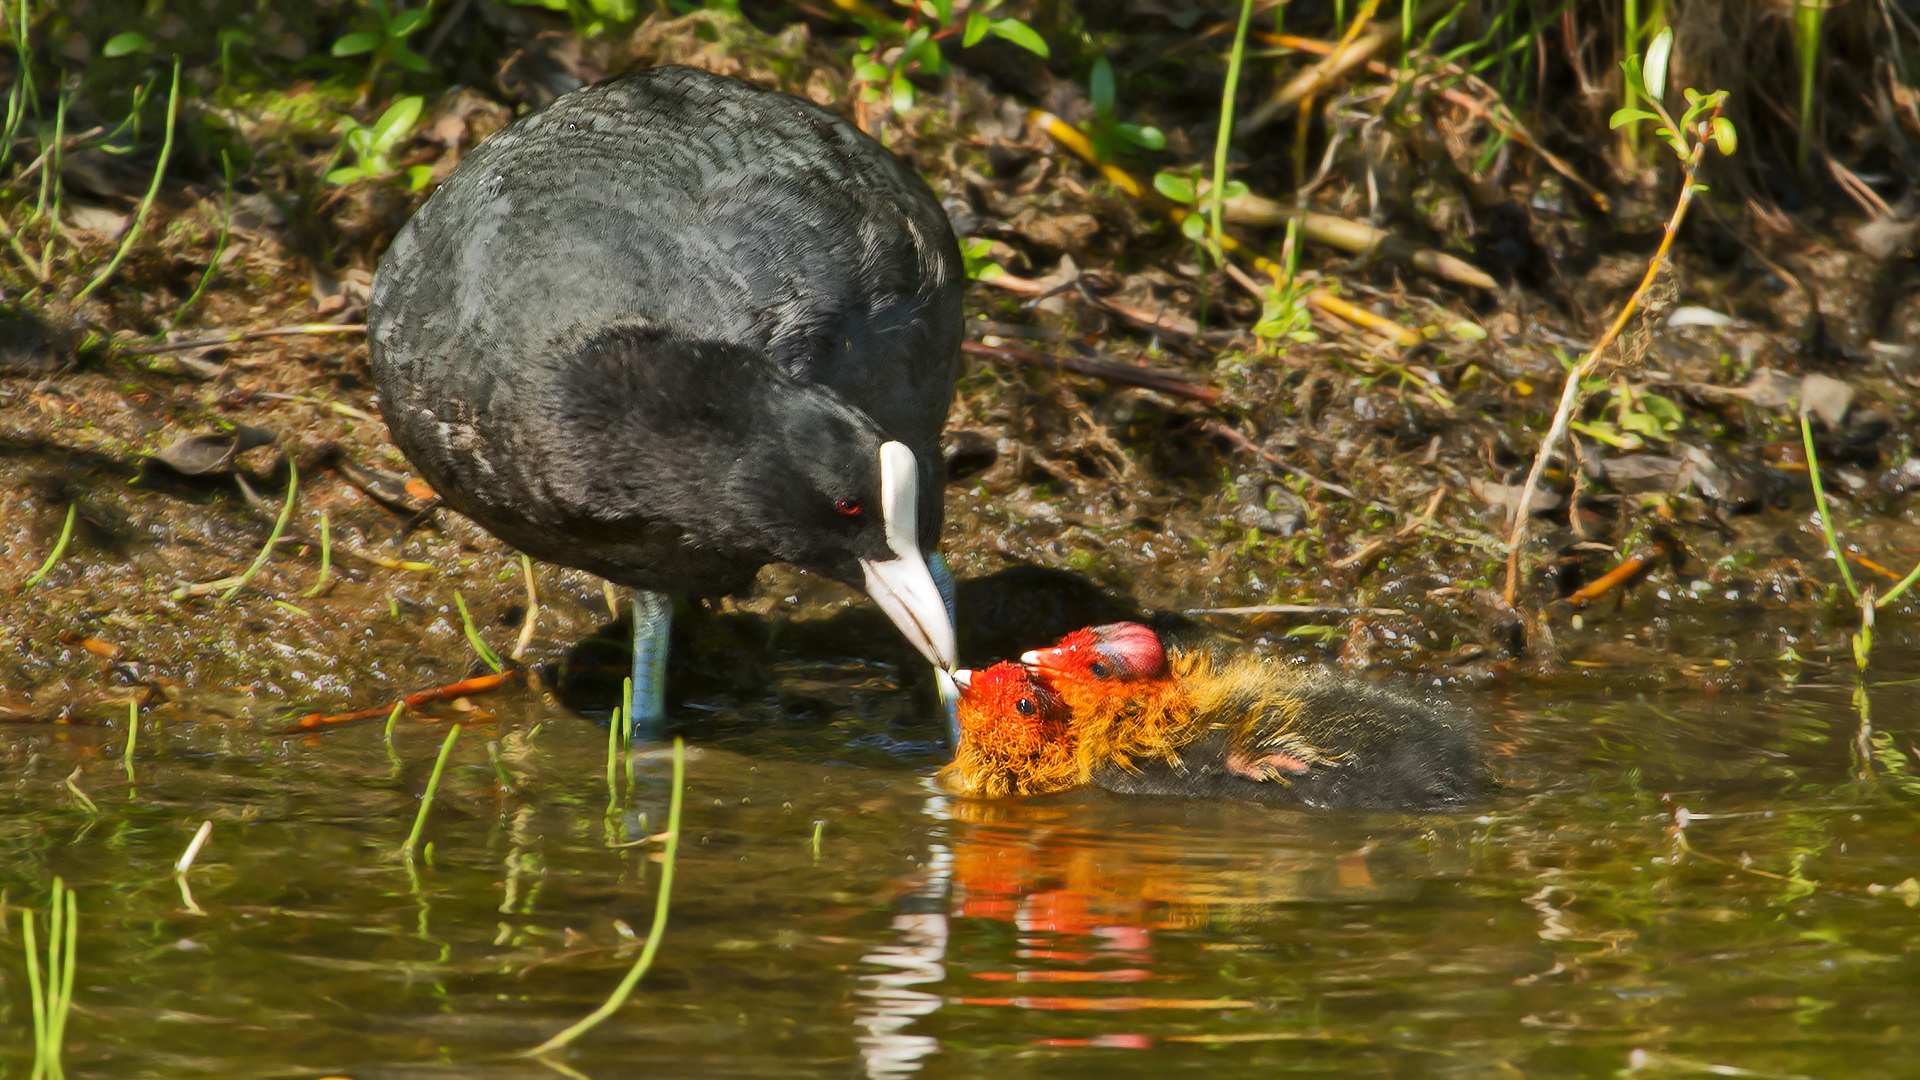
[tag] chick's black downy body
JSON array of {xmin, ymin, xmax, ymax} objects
[{"xmin": 1092, "ymin": 675, "xmax": 1489, "ymax": 812}]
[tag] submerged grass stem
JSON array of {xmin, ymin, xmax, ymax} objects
[
  {"xmin": 402, "ymin": 723, "xmax": 462, "ymax": 861},
  {"xmin": 529, "ymin": 736, "xmax": 685, "ymax": 1056}
]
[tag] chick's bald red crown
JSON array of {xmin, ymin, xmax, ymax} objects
[
  {"xmin": 1019, "ymin": 622, "xmax": 1167, "ymax": 682},
  {"xmin": 955, "ymin": 622, "xmax": 1170, "ymax": 742}
]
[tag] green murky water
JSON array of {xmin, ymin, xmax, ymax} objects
[{"xmin": 6, "ymin": 653, "xmax": 1920, "ymax": 1079}]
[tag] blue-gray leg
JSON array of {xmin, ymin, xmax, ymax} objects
[
  {"xmin": 928, "ymin": 551, "xmax": 960, "ymax": 746},
  {"xmin": 628, "ymin": 588, "xmax": 672, "ymax": 741}
]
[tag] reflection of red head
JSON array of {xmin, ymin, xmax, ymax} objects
[
  {"xmin": 940, "ymin": 662, "xmax": 1079, "ymax": 798},
  {"xmin": 1021, "ymin": 622, "xmax": 1167, "ymax": 683}
]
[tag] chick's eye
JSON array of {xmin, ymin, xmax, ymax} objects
[
  {"xmin": 835, "ymin": 497, "xmax": 863, "ymax": 517},
  {"xmin": 1014, "ymin": 697, "xmax": 1036, "ymax": 716},
  {"xmin": 1087, "ymin": 661, "xmax": 1112, "ymax": 679}
]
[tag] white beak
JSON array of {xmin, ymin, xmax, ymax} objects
[
  {"xmin": 951, "ymin": 668, "xmax": 974, "ymax": 690},
  {"xmin": 1018, "ymin": 650, "xmax": 1042, "ymax": 665},
  {"xmin": 859, "ymin": 441, "xmax": 957, "ymax": 671}
]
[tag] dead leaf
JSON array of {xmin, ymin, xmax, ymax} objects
[{"xmin": 152, "ymin": 425, "xmax": 276, "ymax": 476}]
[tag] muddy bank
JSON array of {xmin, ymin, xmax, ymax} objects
[{"xmin": 3, "ymin": 6, "xmax": 1919, "ymax": 732}]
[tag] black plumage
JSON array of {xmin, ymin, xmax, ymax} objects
[{"xmin": 367, "ymin": 67, "xmax": 963, "ymax": 700}]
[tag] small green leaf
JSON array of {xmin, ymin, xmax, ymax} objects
[
  {"xmin": 890, "ymin": 74, "xmax": 915, "ymax": 114},
  {"xmin": 1221, "ymin": 179, "xmax": 1250, "ymax": 200},
  {"xmin": 961, "ymin": 12, "xmax": 988, "ymax": 47},
  {"xmin": 1609, "ymin": 107, "xmax": 1660, "ymax": 130},
  {"xmin": 1118, "ymin": 123, "xmax": 1165, "ymax": 150},
  {"xmin": 1089, "ymin": 57, "xmax": 1115, "ymax": 117},
  {"xmin": 1642, "ymin": 26, "xmax": 1673, "ymax": 101},
  {"xmin": 852, "ymin": 56, "xmax": 888, "ymax": 82},
  {"xmin": 389, "ymin": 7, "xmax": 431, "ymax": 36},
  {"xmin": 391, "ymin": 44, "xmax": 431, "ymax": 73},
  {"xmin": 325, "ymin": 165, "xmax": 367, "ymax": 185},
  {"xmin": 1180, "ymin": 213, "xmax": 1207, "ymax": 241},
  {"xmin": 988, "ymin": 18, "xmax": 1049, "ymax": 58},
  {"xmin": 102, "ymin": 31, "xmax": 151, "ymax": 57},
  {"xmin": 1153, "ymin": 170, "xmax": 1197, "ymax": 203},
  {"xmin": 1711, "ymin": 116, "xmax": 1737, "ymax": 156},
  {"xmin": 331, "ymin": 31, "xmax": 381, "ymax": 57},
  {"xmin": 371, "ymin": 95, "xmax": 424, "ymax": 150},
  {"xmin": 406, "ymin": 163, "xmax": 436, "ymax": 190}
]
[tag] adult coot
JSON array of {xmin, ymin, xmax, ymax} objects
[{"xmin": 368, "ymin": 66, "xmax": 962, "ymax": 735}]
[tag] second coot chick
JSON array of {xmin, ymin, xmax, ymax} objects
[
  {"xmin": 368, "ymin": 67, "xmax": 962, "ymax": 733},
  {"xmin": 948, "ymin": 624, "xmax": 1488, "ymax": 810}
]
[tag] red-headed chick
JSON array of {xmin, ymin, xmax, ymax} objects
[
  {"xmin": 1019, "ymin": 623, "xmax": 1490, "ymax": 810},
  {"xmin": 938, "ymin": 662, "xmax": 1080, "ymax": 798}
]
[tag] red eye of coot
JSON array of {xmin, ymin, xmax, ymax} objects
[{"xmin": 835, "ymin": 497, "xmax": 863, "ymax": 517}]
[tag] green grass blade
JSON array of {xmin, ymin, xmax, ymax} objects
[
  {"xmin": 528, "ymin": 737, "xmax": 685, "ymax": 1056},
  {"xmin": 402, "ymin": 723, "xmax": 462, "ymax": 861},
  {"xmin": 23, "ymin": 504, "xmax": 77, "ymax": 589},
  {"xmin": 221, "ymin": 458, "xmax": 298, "ymax": 603}
]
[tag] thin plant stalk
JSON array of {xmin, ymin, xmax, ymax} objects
[
  {"xmin": 75, "ymin": 58, "xmax": 181, "ymax": 305},
  {"xmin": 165, "ymin": 149, "xmax": 235, "ymax": 332},
  {"xmin": 1875, "ymin": 558, "xmax": 1920, "ymax": 610},
  {"xmin": 24, "ymin": 877, "xmax": 77, "ymax": 1080},
  {"xmin": 303, "ymin": 510, "xmax": 332, "ymax": 597},
  {"xmin": 1793, "ymin": 0, "xmax": 1823, "ymax": 174},
  {"xmin": 1801, "ymin": 411, "xmax": 1859, "ymax": 602},
  {"xmin": 220, "ymin": 457, "xmax": 298, "ymax": 603},
  {"xmin": 527, "ymin": 737, "xmax": 685, "ymax": 1056},
  {"xmin": 1207, "ymin": 0, "xmax": 1257, "ymax": 251},
  {"xmin": 23, "ymin": 504, "xmax": 76, "ymax": 589},
  {"xmin": 123, "ymin": 696, "xmax": 138, "ymax": 783},
  {"xmin": 402, "ymin": 723, "xmax": 462, "ymax": 861},
  {"xmin": 1502, "ymin": 97, "xmax": 1723, "ymax": 605},
  {"xmin": 454, "ymin": 590, "xmax": 504, "ymax": 672},
  {"xmin": 605, "ymin": 700, "xmax": 622, "ymax": 814},
  {"xmin": 512, "ymin": 553, "xmax": 539, "ymax": 660}
]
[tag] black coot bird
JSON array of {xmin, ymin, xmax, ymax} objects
[{"xmin": 368, "ymin": 66, "xmax": 962, "ymax": 735}]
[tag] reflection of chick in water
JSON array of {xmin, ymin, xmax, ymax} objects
[
  {"xmin": 941, "ymin": 623, "xmax": 1488, "ymax": 810},
  {"xmin": 942, "ymin": 798, "xmax": 1414, "ymax": 942}
]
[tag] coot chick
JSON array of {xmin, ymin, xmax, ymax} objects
[
  {"xmin": 368, "ymin": 66, "xmax": 962, "ymax": 733},
  {"xmin": 946, "ymin": 625, "xmax": 1488, "ymax": 810}
]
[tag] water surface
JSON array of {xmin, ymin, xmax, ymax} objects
[{"xmin": 5, "ymin": 655, "xmax": 1920, "ymax": 1079}]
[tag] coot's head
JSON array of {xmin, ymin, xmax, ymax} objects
[
  {"xmin": 558, "ymin": 326, "xmax": 955, "ymax": 669},
  {"xmin": 1020, "ymin": 622, "xmax": 1166, "ymax": 684},
  {"xmin": 942, "ymin": 662, "xmax": 1077, "ymax": 797}
]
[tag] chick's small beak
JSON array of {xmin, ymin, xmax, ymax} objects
[{"xmin": 858, "ymin": 442, "xmax": 957, "ymax": 671}]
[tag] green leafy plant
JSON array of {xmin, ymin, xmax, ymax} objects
[
  {"xmin": 1569, "ymin": 381, "xmax": 1685, "ymax": 450},
  {"xmin": 1609, "ymin": 29, "xmax": 1735, "ymax": 159},
  {"xmin": 326, "ymin": 95, "xmax": 431, "ymax": 188},
  {"xmin": 960, "ymin": 235, "xmax": 1003, "ymax": 281},
  {"xmin": 1150, "ymin": 167, "xmax": 1248, "ymax": 244},
  {"xmin": 1082, "ymin": 56, "xmax": 1164, "ymax": 162},
  {"xmin": 1502, "ymin": 26, "xmax": 1737, "ymax": 605},
  {"xmin": 849, "ymin": 0, "xmax": 1047, "ymax": 115},
  {"xmin": 332, "ymin": 0, "xmax": 433, "ymax": 80},
  {"xmin": 503, "ymin": 0, "xmax": 637, "ymax": 37}
]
